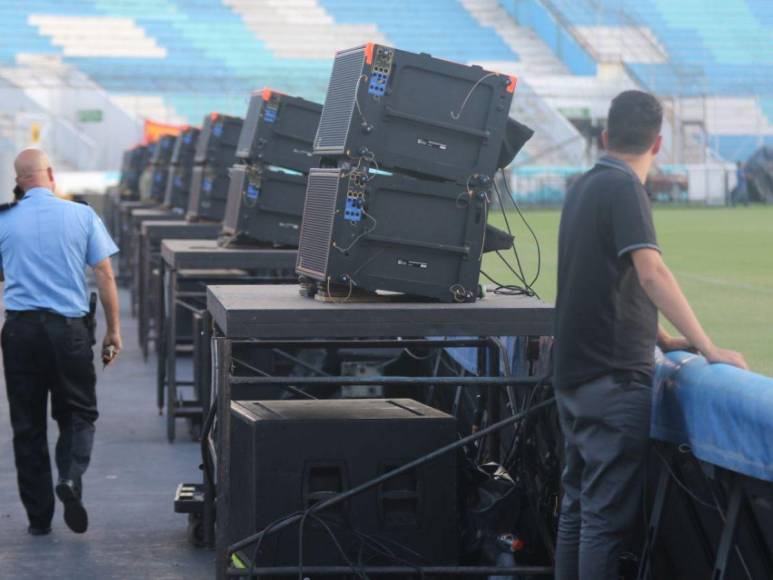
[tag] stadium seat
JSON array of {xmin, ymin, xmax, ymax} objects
[{"xmin": 0, "ymin": 0, "xmax": 768, "ymax": 162}]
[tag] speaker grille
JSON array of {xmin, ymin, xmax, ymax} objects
[
  {"xmin": 194, "ymin": 117, "xmax": 213, "ymax": 163},
  {"xmin": 170, "ymin": 135, "xmax": 184, "ymax": 164},
  {"xmin": 223, "ymin": 165, "xmax": 247, "ymax": 234},
  {"xmin": 313, "ymin": 47, "xmax": 365, "ymax": 154},
  {"xmin": 187, "ymin": 166, "xmax": 204, "ymax": 219},
  {"xmin": 163, "ymin": 166, "xmax": 176, "ymax": 206},
  {"xmin": 296, "ymin": 168, "xmax": 340, "ymax": 279},
  {"xmin": 236, "ymin": 94, "xmax": 262, "ymax": 160}
]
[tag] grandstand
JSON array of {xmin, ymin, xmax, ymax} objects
[{"xmin": 0, "ymin": 0, "xmax": 770, "ymax": 188}]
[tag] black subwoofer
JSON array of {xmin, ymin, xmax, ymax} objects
[{"xmin": 228, "ymin": 398, "xmax": 458, "ymax": 567}]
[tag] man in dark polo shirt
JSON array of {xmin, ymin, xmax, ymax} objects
[{"xmin": 553, "ymin": 91, "xmax": 747, "ymax": 580}]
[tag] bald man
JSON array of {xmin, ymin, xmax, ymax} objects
[{"xmin": 0, "ymin": 149, "xmax": 121, "ymax": 536}]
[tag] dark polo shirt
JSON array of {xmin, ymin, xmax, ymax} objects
[{"xmin": 554, "ymin": 155, "xmax": 660, "ymax": 389}]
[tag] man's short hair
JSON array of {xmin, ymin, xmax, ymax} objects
[{"xmin": 606, "ymin": 91, "xmax": 663, "ymax": 155}]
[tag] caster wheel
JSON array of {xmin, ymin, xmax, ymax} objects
[
  {"xmin": 188, "ymin": 418, "xmax": 202, "ymax": 442},
  {"xmin": 187, "ymin": 513, "xmax": 205, "ymax": 547}
]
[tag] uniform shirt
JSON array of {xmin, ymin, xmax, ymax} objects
[
  {"xmin": 553, "ymin": 155, "xmax": 660, "ymax": 389},
  {"xmin": 0, "ymin": 187, "xmax": 118, "ymax": 318}
]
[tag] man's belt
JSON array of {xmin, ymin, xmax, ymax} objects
[{"xmin": 5, "ymin": 310, "xmax": 88, "ymax": 325}]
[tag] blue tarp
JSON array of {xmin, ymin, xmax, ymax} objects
[
  {"xmin": 653, "ymin": 351, "xmax": 773, "ymax": 483},
  {"xmin": 444, "ymin": 344, "xmax": 773, "ymax": 483}
]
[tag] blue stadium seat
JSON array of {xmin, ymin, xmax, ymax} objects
[
  {"xmin": 318, "ymin": 0, "xmax": 519, "ymax": 62},
  {"xmin": 2, "ymin": 0, "xmax": 769, "ymax": 157},
  {"xmin": 544, "ymin": 0, "xmax": 773, "ymax": 96}
]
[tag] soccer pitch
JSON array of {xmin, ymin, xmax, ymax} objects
[{"xmin": 485, "ymin": 205, "xmax": 773, "ymax": 377}]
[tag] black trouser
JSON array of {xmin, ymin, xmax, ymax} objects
[
  {"xmin": 2, "ymin": 312, "xmax": 98, "ymax": 528},
  {"xmin": 554, "ymin": 374, "xmax": 651, "ymax": 580}
]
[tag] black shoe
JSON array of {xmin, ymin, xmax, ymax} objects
[
  {"xmin": 27, "ymin": 525, "xmax": 52, "ymax": 536},
  {"xmin": 55, "ymin": 480, "xmax": 88, "ymax": 534}
]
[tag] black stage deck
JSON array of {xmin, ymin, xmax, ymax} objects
[
  {"xmin": 140, "ymin": 221, "xmax": 220, "ymax": 241},
  {"xmin": 0, "ymin": 290, "xmax": 212, "ymax": 579},
  {"xmin": 161, "ymin": 239, "xmax": 297, "ymax": 271},
  {"xmin": 130, "ymin": 207, "xmax": 184, "ymax": 223},
  {"xmin": 207, "ymin": 284, "xmax": 554, "ymax": 339}
]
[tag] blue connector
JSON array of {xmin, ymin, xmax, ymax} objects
[
  {"xmin": 368, "ymin": 71, "xmax": 388, "ymax": 96},
  {"xmin": 344, "ymin": 197, "xmax": 363, "ymax": 221}
]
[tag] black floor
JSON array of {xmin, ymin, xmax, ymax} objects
[{"xmin": 0, "ymin": 290, "xmax": 213, "ymax": 579}]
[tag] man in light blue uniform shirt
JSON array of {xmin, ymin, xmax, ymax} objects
[{"xmin": 0, "ymin": 149, "xmax": 122, "ymax": 536}]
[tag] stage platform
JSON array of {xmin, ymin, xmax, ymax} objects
[
  {"xmin": 207, "ymin": 284, "xmax": 554, "ymax": 339},
  {"xmin": 205, "ymin": 284, "xmax": 555, "ymax": 577},
  {"xmin": 0, "ymin": 289, "xmax": 212, "ymax": 579}
]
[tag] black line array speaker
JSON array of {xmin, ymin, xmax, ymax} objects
[
  {"xmin": 119, "ymin": 145, "xmax": 150, "ymax": 199},
  {"xmin": 138, "ymin": 140, "xmax": 158, "ymax": 200},
  {"xmin": 194, "ymin": 113, "xmax": 243, "ymax": 165},
  {"xmin": 221, "ymin": 163, "xmax": 307, "ymax": 247},
  {"xmin": 219, "ymin": 90, "xmax": 323, "ymax": 248},
  {"xmin": 297, "ymin": 167, "xmax": 498, "ymax": 302},
  {"xmin": 188, "ymin": 113, "xmax": 243, "ymax": 222},
  {"xmin": 164, "ymin": 127, "xmax": 200, "ymax": 210},
  {"xmin": 235, "ymin": 88, "xmax": 322, "ymax": 173},
  {"xmin": 313, "ymin": 43, "xmax": 517, "ymax": 184},
  {"xmin": 228, "ymin": 398, "xmax": 458, "ymax": 567},
  {"xmin": 297, "ymin": 43, "xmax": 531, "ymax": 301},
  {"xmin": 149, "ymin": 135, "xmax": 176, "ymax": 202},
  {"xmin": 188, "ymin": 165, "xmax": 232, "ymax": 223}
]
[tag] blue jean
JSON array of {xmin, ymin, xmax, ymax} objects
[{"xmin": 554, "ymin": 374, "xmax": 651, "ymax": 580}]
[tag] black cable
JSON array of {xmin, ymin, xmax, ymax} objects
[
  {"xmin": 653, "ymin": 448, "xmax": 718, "ymax": 511},
  {"xmin": 495, "ymin": 249, "xmax": 530, "ymax": 288},
  {"xmin": 688, "ymin": 451, "xmax": 754, "ymax": 580},
  {"xmin": 362, "ymin": 531, "xmax": 426, "ymax": 562},
  {"xmin": 491, "ymin": 180, "xmax": 532, "ymax": 293},
  {"xmin": 488, "ymin": 171, "xmax": 542, "ymax": 298},
  {"xmin": 297, "ymin": 511, "xmax": 308, "ymax": 580},
  {"xmin": 308, "ymin": 514, "xmax": 369, "ymax": 580},
  {"xmin": 500, "ymin": 168, "xmax": 542, "ymax": 290},
  {"xmin": 403, "ymin": 347, "xmax": 436, "ymax": 361},
  {"xmin": 480, "ymin": 269, "xmax": 534, "ymax": 297},
  {"xmin": 229, "ymin": 396, "xmax": 556, "ymax": 558},
  {"xmin": 200, "ymin": 399, "xmax": 217, "ymax": 496},
  {"xmin": 297, "ymin": 509, "xmax": 369, "ymax": 580},
  {"xmin": 251, "ymin": 510, "xmax": 305, "ymax": 573},
  {"xmin": 316, "ymin": 514, "xmax": 426, "ymax": 577},
  {"xmin": 481, "ymin": 180, "xmax": 539, "ymax": 298},
  {"xmin": 503, "ymin": 383, "xmax": 540, "ymax": 469}
]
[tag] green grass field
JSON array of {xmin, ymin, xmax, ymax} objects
[{"xmin": 485, "ymin": 205, "xmax": 773, "ymax": 377}]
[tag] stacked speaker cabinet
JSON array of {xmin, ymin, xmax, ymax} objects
[
  {"xmin": 296, "ymin": 167, "xmax": 493, "ymax": 302},
  {"xmin": 163, "ymin": 127, "xmax": 200, "ymax": 211},
  {"xmin": 222, "ymin": 164, "xmax": 308, "ymax": 248},
  {"xmin": 188, "ymin": 113, "xmax": 243, "ymax": 222},
  {"xmin": 119, "ymin": 144, "xmax": 150, "ymax": 199},
  {"xmin": 138, "ymin": 140, "xmax": 159, "ymax": 200},
  {"xmin": 228, "ymin": 398, "xmax": 458, "ymax": 567},
  {"xmin": 221, "ymin": 89, "xmax": 322, "ymax": 247},
  {"xmin": 296, "ymin": 43, "xmax": 533, "ymax": 302},
  {"xmin": 149, "ymin": 135, "xmax": 176, "ymax": 203}
]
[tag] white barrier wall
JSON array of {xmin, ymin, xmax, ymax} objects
[{"xmin": 686, "ymin": 163, "xmax": 737, "ymax": 205}]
